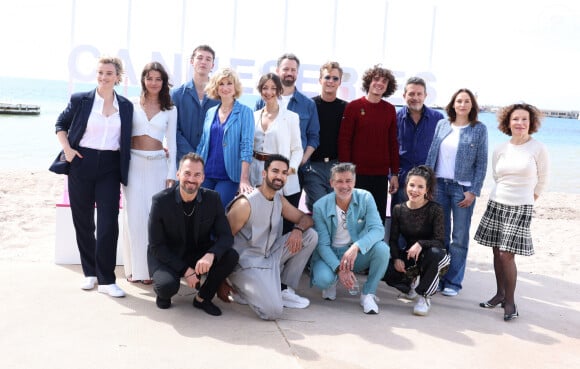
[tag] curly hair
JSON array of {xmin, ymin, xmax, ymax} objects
[
  {"xmin": 361, "ymin": 65, "xmax": 397, "ymax": 98},
  {"xmin": 497, "ymin": 103, "xmax": 542, "ymax": 136},
  {"xmin": 98, "ymin": 56, "xmax": 124, "ymax": 85},
  {"xmin": 140, "ymin": 62, "xmax": 173, "ymax": 111},
  {"xmin": 445, "ymin": 88, "xmax": 479, "ymax": 125},
  {"xmin": 205, "ymin": 67, "xmax": 242, "ymax": 100}
]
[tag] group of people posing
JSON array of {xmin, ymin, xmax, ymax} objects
[{"xmin": 53, "ymin": 45, "xmax": 549, "ymax": 322}]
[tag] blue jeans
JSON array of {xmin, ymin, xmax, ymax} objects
[
  {"xmin": 202, "ymin": 178, "xmax": 239, "ymax": 208},
  {"xmin": 302, "ymin": 160, "xmax": 337, "ymax": 212},
  {"xmin": 310, "ymin": 242, "xmax": 390, "ymax": 295},
  {"xmin": 435, "ymin": 178, "xmax": 476, "ymax": 292}
]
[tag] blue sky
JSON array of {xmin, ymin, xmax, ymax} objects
[{"xmin": 2, "ymin": 0, "xmax": 579, "ymax": 110}]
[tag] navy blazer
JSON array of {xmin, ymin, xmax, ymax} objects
[
  {"xmin": 147, "ymin": 186, "xmax": 235, "ymax": 276},
  {"xmin": 55, "ymin": 89, "xmax": 133, "ymax": 185}
]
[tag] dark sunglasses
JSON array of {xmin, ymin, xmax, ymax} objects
[{"xmin": 323, "ymin": 75, "xmax": 340, "ymax": 82}]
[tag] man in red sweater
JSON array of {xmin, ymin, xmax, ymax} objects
[{"xmin": 338, "ymin": 65, "xmax": 400, "ymax": 223}]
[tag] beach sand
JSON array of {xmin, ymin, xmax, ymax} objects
[{"xmin": 1, "ymin": 170, "xmax": 579, "ymax": 369}]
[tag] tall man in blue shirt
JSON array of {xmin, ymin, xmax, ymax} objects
[
  {"xmin": 172, "ymin": 45, "xmax": 220, "ymax": 165},
  {"xmin": 394, "ymin": 77, "xmax": 444, "ymax": 205}
]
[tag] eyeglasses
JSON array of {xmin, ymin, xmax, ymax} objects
[
  {"xmin": 340, "ymin": 211, "xmax": 347, "ymax": 229},
  {"xmin": 323, "ymin": 75, "xmax": 340, "ymax": 82}
]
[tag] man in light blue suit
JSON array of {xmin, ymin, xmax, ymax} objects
[{"xmin": 311, "ymin": 162, "xmax": 390, "ymax": 314}]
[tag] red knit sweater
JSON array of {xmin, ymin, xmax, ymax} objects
[{"xmin": 338, "ymin": 96, "xmax": 399, "ymax": 176}]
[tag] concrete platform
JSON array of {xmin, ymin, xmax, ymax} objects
[{"xmin": 1, "ymin": 260, "xmax": 578, "ymax": 369}]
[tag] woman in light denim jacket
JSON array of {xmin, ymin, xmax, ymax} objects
[
  {"xmin": 425, "ymin": 88, "xmax": 488, "ymax": 296},
  {"xmin": 197, "ymin": 68, "xmax": 255, "ymax": 207}
]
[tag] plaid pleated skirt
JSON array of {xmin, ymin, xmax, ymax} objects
[{"xmin": 474, "ymin": 200, "xmax": 534, "ymax": 256}]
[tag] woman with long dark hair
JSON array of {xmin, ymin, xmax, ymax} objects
[
  {"xmin": 122, "ymin": 62, "xmax": 177, "ymax": 284},
  {"xmin": 425, "ymin": 88, "xmax": 488, "ymax": 297}
]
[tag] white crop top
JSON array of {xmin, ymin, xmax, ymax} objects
[{"xmin": 132, "ymin": 102, "xmax": 178, "ymax": 179}]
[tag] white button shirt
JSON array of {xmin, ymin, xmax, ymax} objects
[{"xmin": 79, "ymin": 92, "xmax": 122, "ymax": 150}]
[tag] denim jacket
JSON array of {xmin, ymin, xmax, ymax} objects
[
  {"xmin": 312, "ymin": 188, "xmax": 385, "ymax": 272},
  {"xmin": 196, "ymin": 100, "xmax": 255, "ymax": 182},
  {"xmin": 425, "ymin": 119, "xmax": 488, "ymax": 196},
  {"xmin": 172, "ymin": 80, "xmax": 219, "ymax": 165}
]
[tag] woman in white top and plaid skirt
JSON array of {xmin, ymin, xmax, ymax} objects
[{"xmin": 474, "ymin": 103, "xmax": 549, "ymax": 322}]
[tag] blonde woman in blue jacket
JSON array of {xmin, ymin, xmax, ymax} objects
[
  {"xmin": 425, "ymin": 88, "xmax": 488, "ymax": 297},
  {"xmin": 196, "ymin": 68, "xmax": 255, "ymax": 207}
]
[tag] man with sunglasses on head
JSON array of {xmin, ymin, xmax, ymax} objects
[
  {"xmin": 302, "ymin": 61, "xmax": 347, "ymax": 212},
  {"xmin": 310, "ymin": 162, "xmax": 390, "ymax": 314}
]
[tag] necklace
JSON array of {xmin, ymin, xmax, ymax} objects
[{"xmin": 183, "ymin": 203, "xmax": 195, "ymax": 217}]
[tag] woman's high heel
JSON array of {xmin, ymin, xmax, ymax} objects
[
  {"xmin": 504, "ymin": 305, "xmax": 519, "ymax": 321},
  {"xmin": 479, "ymin": 300, "xmax": 505, "ymax": 309}
]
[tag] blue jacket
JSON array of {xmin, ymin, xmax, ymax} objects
[
  {"xmin": 256, "ymin": 89, "xmax": 320, "ymax": 151},
  {"xmin": 171, "ymin": 80, "xmax": 219, "ymax": 165},
  {"xmin": 312, "ymin": 188, "xmax": 385, "ymax": 272},
  {"xmin": 396, "ymin": 105, "xmax": 444, "ymax": 186},
  {"xmin": 425, "ymin": 119, "xmax": 488, "ymax": 196},
  {"xmin": 55, "ymin": 89, "xmax": 133, "ymax": 185},
  {"xmin": 196, "ymin": 100, "xmax": 255, "ymax": 182}
]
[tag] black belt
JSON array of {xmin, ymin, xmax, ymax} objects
[{"xmin": 253, "ymin": 151, "xmax": 272, "ymax": 161}]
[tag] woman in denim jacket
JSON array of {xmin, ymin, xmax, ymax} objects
[{"xmin": 425, "ymin": 88, "xmax": 488, "ymax": 296}]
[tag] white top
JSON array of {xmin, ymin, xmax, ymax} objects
[
  {"xmin": 280, "ymin": 95, "xmax": 291, "ymax": 110},
  {"xmin": 131, "ymin": 102, "xmax": 178, "ymax": 180},
  {"xmin": 435, "ymin": 124, "xmax": 471, "ymax": 186},
  {"xmin": 490, "ymin": 138, "xmax": 549, "ymax": 205},
  {"xmin": 79, "ymin": 93, "xmax": 121, "ymax": 150},
  {"xmin": 251, "ymin": 106, "xmax": 303, "ymax": 195},
  {"xmin": 333, "ymin": 205, "xmax": 352, "ymax": 247}
]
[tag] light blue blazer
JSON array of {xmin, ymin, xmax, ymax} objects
[
  {"xmin": 196, "ymin": 100, "xmax": 255, "ymax": 182},
  {"xmin": 312, "ymin": 188, "xmax": 385, "ymax": 272}
]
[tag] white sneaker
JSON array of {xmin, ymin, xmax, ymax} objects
[
  {"xmin": 322, "ymin": 282, "xmax": 337, "ymax": 301},
  {"xmin": 281, "ymin": 287, "xmax": 310, "ymax": 308},
  {"xmin": 442, "ymin": 287, "xmax": 458, "ymax": 296},
  {"xmin": 413, "ymin": 296, "xmax": 431, "ymax": 316},
  {"xmin": 80, "ymin": 276, "xmax": 97, "ymax": 290},
  {"xmin": 360, "ymin": 293, "xmax": 379, "ymax": 314},
  {"xmin": 97, "ymin": 284, "xmax": 126, "ymax": 298}
]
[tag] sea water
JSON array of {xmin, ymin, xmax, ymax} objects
[{"xmin": 1, "ymin": 77, "xmax": 578, "ymax": 193}]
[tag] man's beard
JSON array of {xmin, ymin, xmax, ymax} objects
[
  {"xmin": 265, "ymin": 176, "xmax": 284, "ymax": 191},
  {"xmin": 281, "ymin": 76, "xmax": 295, "ymax": 87}
]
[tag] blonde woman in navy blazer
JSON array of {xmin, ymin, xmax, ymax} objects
[
  {"xmin": 55, "ymin": 56, "xmax": 133, "ymax": 298},
  {"xmin": 196, "ymin": 68, "xmax": 255, "ymax": 207}
]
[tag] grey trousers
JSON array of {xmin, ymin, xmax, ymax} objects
[{"xmin": 230, "ymin": 228, "xmax": 317, "ymax": 320}]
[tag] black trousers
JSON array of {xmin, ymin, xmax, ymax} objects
[
  {"xmin": 383, "ymin": 247, "xmax": 449, "ymax": 296},
  {"xmin": 356, "ymin": 174, "xmax": 389, "ymax": 222},
  {"xmin": 68, "ymin": 147, "xmax": 121, "ymax": 285},
  {"xmin": 152, "ymin": 248, "xmax": 239, "ymax": 302}
]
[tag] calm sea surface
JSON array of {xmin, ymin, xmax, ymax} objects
[{"xmin": 1, "ymin": 77, "xmax": 578, "ymax": 193}]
